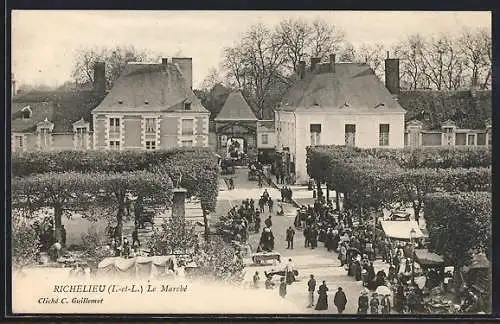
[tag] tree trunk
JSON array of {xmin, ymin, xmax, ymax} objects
[
  {"xmin": 336, "ymin": 191, "xmax": 341, "ymax": 211},
  {"xmin": 203, "ymin": 209, "xmax": 210, "ymax": 242},
  {"xmin": 316, "ymin": 179, "xmax": 322, "ymax": 199},
  {"xmin": 116, "ymin": 200, "xmax": 125, "ymax": 241},
  {"xmin": 54, "ymin": 205, "xmax": 63, "ymax": 243},
  {"xmin": 326, "ymin": 183, "xmax": 330, "ymax": 202}
]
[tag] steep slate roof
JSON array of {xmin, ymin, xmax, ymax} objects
[
  {"xmin": 214, "ymin": 90, "xmax": 258, "ymax": 121},
  {"xmin": 12, "ymin": 90, "xmax": 106, "ymax": 132},
  {"xmin": 281, "ymin": 63, "xmax": 405, "ymax": 113},
  {"xmin": 11, "ymin": 102, "xmax": 55, "ymax": 132},
  {"xmin": 93, "ymin": 63, "xmax": 208, "ymax": 113}
]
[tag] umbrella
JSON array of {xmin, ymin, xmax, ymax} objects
[{"xmin": 375, "ymin": 285, "xmax": 392, "ymax": 296}]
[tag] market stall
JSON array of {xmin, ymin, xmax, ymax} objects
[
  {"xmin": 413, "ymin": 249, "xmax": 445, "ymax": 289},
  {"xmin": 97, "ymin": 255, "xmax": 178, "ymax": 278},
  {"xmin": 380, "ymin": 221, "xmax": 426, "ymax": 240}
]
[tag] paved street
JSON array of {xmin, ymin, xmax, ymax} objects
[{"xmin": 217, "ymin": 168, "xmax": 389, "ymax": 314}]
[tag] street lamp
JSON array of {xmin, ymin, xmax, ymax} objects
[{"xmin": 410, "ymin": 228, "xmax": 416, "ymax": 284}]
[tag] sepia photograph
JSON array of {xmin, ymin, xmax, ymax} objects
[{"xmin": 9, "ymin": 10, "xmax": 492, "ymax": 317}]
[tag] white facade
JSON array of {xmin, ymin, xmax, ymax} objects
[{"xmin": 276, "ymin": 108, "xmax": 405, "ymax": 184}]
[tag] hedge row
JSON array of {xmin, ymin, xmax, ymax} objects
[
  {"xmin": 424, "ymin": 191, "xmax": 491, "ymax": 267},
  {"xmin": 11, "ymin": 148, "xmax": 220, "ymax": 211},
  {"xmin": 307, "ymin": 145, "xmax": 491, "ymax": 171},
  {"xmin": 307, "ymin": 146, "xmax": 491, "ymax": 213}
]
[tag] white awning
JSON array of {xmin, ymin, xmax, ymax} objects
[{"xmin": 380, "ymin": 220, "xmax": 426, "ymax": 240}]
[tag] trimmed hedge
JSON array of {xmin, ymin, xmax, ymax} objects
[
  {"xmin": 424, "ymin": 191, "xmax": 491, "ymax": 267},
  {"xmin": 306, "ymin": 146, "xmax": 491, "ymax": 213},
  {"xmin": 307, "ymin": 145, "xmax": 491, "ymax": 172},
  {"xmin": 11, "ymin": 148, "xmax": 219, "ymax": 211}
]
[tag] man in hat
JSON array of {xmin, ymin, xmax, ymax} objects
[
  {"xmin": 334, "ymin": 287, "xmax": 348, "ymax": 314},
  {"xmin": 357, "ymin": 289, "xmax": 369, "ymax": 314},
  {"xmin": 286, "ymin": 226, "xmax": 295, "ymax": 249},
  {"xmin": 265, "ymin": 215, "xmax": 273, "ymax": 228},
  {"xmin": 307, "ymin": 274, "xmax": 316, "ymax": 308}
]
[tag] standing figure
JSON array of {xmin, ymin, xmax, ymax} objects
[
  {"xmin": 357, "ymin": 290, "xmax": 369, "ymax": 314},
  {"xmin": 381, "ymin": 294, "xmax": 391, "ymax": 314},
  {"xmin": 264, "ymin": 216, "xmax": 273, "ymax": 228},
  {"xmin": 286, "ymin": 226, "xmax": 295, "ymax": 249},
  {"xmin": 307, "ymin": 274, "xmax": 316, "ymax": 308},
  {"xmin": 268, "ymin": 198, "xmax": 274, "ymax": 213},
  {"xmin": 285, "ymin": 258, "xmax": 295, "ymax": 284},
  {"xmin": 132, "ymin": 228, "xmax": 140, "ymax": 247},
  {"xmin": 253, "ymin": 271, "xmax": 260, "ymax": 288},
  {"xmin": 334, "ymin": 287, "xmax": 348, "ymax": 314},
  {"xmin": 315, "ymin": 281, "xmax": 329, "ymax": 310},
  {"xmin": 370, "ymin": 293, "xmax": 380, "ymax": 314},
  {"xmin": 279, "ymin": 277, "xmax": 287, "ymax": 298},
  {"xmin": 303, "ymin": 226, "xmax": 310, "ymax": 248}
]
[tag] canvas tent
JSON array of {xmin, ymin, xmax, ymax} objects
[
  {"xmin": 414, "ymin": 249, "xmax": 445, "ymax": 266},
  {"xmin": 97, "ymin": 256, "xmax": 177, "ymax": 278},
  {"xmin": 380, "ymin": 221, "xmax": 426, "ymax": 240}
]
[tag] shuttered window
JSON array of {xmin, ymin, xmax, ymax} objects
[{"xmin": 379, "ymin": 124, "xmax": 390, "ymax": 146}]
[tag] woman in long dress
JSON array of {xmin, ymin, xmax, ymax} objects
[{"xmin": 315, "ymin": 281, "xmax": 329, "ymax": 310}]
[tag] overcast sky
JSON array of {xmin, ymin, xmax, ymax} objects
[{"xmin": 12, "ymin": 10, "xmax": 491, "ymax": 89}]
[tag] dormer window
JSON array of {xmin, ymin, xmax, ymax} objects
[
  {"xmin": 21, "ymin": 106, "xmax": 32, "ymax": 119},
  {"xmin": 184, "ymin": 100, "xmax": 192, "ymax": 110},
  {"xmin": 118, "ymin": 100, "xmax": 123, "ymax": 104},
  {"xmin": 144, "ymin": 100, "xmax": 149, "ymax": 105}
]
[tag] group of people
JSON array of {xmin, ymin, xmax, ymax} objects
[{"xmin": 306, "ymin": 275, "xmax": 348, "ymax": 313}]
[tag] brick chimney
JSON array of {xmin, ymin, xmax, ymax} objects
[
  {"xmin": 310, "ymin": 57, "xmax": 321, "ymax": 72},
  {"xmin": 93, "ymin": 62, "xmax": 106, "ymax": 94},
  {"xmin": 298, "ymin": 61, "xmax": 306, "ymax": 79},
  {"xmin": 329, "ymin": 54, "xmax": 336, "ymax": 73},
  {"xmin": 385, "ymin": 53, "xmax": 400, "ymax": 95},
  {"xmin": 172, "ymin": 57, "xmax": 193, "ymax": 90},
  {"xmin": 172, "ymin": 188, "xmax": 187, "ymax": 219}
]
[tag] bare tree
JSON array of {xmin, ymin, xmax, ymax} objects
[
  {"xmin": 478, "ymin": 28, "xmax": 492, "ymax": 89},
  {"xmin": 392, "ymin": 34, "xmax": 428, "ymax": 90},
  {"xmin": 276, "ymin": 18, "xmax": 346, "ymax": 72},
  {"xmin": 71, "ymin": 45, "xmax": 160, "ymax": 89},
  {"xmin": 222, "ymin": 23, "xmax": 288, "ymax": 118},
  {"xmin": 338, "ymin": 42, "xmax": 356, "ymax": 62},
  {"xmin": 71, "ymin": 47, "xmax": 107, "ymax": 85},
  {"xmin": 309, "ymin": 19, "xmax": 345, "ymax": 60},
  {"xmin": 459, "ymin": 28, "xmax": 487, "ymax": 89},
  {"xmin": 200, "ymin": 67, "xmax": 223, "ymax": 90},
  {"xmin": 276, "ymin": 18, "xmax": 312, "ymax": 72}
]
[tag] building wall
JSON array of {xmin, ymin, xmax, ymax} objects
[
  {"xmin": 421, "ymin": 133, "xmax": 442, "ymax": 146},
  {"xmin": 405, "ymin": 128, "xmax": 490, "ymax": 147},
  {"xmin": 91, "ymin": 112, "xmax": 209, "ymax": 150},
  {"xmin": 257, "ymin": 130, "xmax": 275, "ymax": 149},
  {"xmin": 275, "ymin": 111, "xmax": 296, "ymax": 156},
  {"xmin": 123, "ymin": 116, "xmax": 142, "ymax": 148},
  {"xmin": 52, "ymin": 134, "xmax": 74, "ymax": 150},
  {"xmin": 94, "ymin": 115, "xmax": 107, "ymax": 149},
  {"xmin": 292, "ymin": 111, "xmax": 405, "ymax": 184}
]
